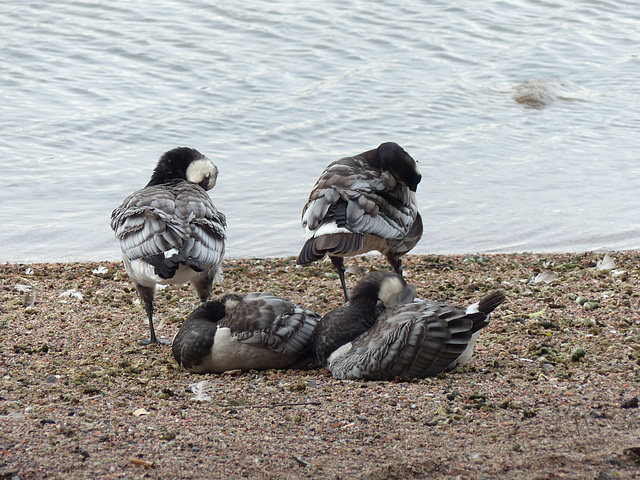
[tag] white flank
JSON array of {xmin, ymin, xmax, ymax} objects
[
  {"xmin": 306, "ymin": 222, "xmax": 351, "ymax": 239},
  {"xmin": 465, "ymin": 301, "xmax": 480, "ymax": 315},
  {"xmin": 204, "ymin": 327, "xmax": 295, "ymax": 373},
  {"xmin": 454, "ymin": 330, "xmax": 482, "ymax": 367},
  {"xmin": 127, "ymin": 258, "xmax": 197, "ymax": 287}
]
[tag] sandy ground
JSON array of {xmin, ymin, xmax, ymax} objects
[{"xmin": 1, "ymin": 253, "xmax": 639, "ymax": 479}]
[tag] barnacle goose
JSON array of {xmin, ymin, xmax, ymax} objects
[
  {"xmin": 297, "ymin": 142, "xmax": 422, "ymax": 300},
  {"xmin": 110, "ymin": 147, "xmax": 226, "ymax": 344},
  {"xmin": 172, "ymin": 292, "xmax": 320, "ymax": 373},
  {"xmin": 311, "ymin": 272, "xmax": 505, "ymax": 381}
]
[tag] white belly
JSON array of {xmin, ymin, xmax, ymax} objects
[
  {"xmin": 451, "ymin": 330, "xmax": 482, "ymax": 368},
  {"xmin": 195, "ymin": 328, "xmax": 298, "ymax": 373},
  {"xmin": 124, "ymin": 257, "xmax": 198, "ymax": 288}
]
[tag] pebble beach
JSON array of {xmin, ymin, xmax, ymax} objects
[{"xmin": 1, "ymin": 252, "xmax": 639, "ymax": 479}]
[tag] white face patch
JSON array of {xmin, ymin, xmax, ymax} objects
[
  {"xmin": 186, "ymin": 159, "xmax": 218, "ymax": 190},
  {"xmin": 377, "ymin": 276, "xmax": 406, "ymax": 307},
  {"xmin": 223, "ymin": 297, "xmax": 240, "ymax": 312}
]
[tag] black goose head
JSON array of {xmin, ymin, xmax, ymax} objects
[
  {"xmin": 375, "ymin": 142, "xmax": 421, "ymax": 192},
  {"xmin": 147, "ymin": 147, "xmax": 218, "ymax": 191},
  {"xmin": 187, "ymin": 293, "xmax": 244, "ymax": 325}
]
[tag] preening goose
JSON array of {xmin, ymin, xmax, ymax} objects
[
  {"xmin": 110, "ymin": 147, "xmax": 226, "ymax": 344},
  {"xmin": 311, "ymin": 272, "xmax": 505, "ymax": 381},
  {"xmin": 172, "ymin": 292, "xmax": 320, "ymax": 373},
  {"xmin": 297, "ymin": 142, "xmax": 422, "ymax": 300}
]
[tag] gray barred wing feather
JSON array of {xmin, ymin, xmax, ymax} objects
[
  {"xmin": 328, "ymin": 301, "xmax": 480, "ymax": 381},
  {"xmin": 221, "ymin": 293, "xmax": 320, "ymax": 355},
  {"xmin": 302, "ymin": 156, "xmax": 417, "ymax": 241},
  {"xmin": 110, "ymin": 180, "xmax": 226, "ymax": 269}
]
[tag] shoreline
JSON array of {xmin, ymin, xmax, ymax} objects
[
  {"xmin": 1, "ymin": 253, "xmax": 639, "ymax": 479},
  {"xmin": 3, "ymin": 245, "xmax": 639, "ymax": 266}
]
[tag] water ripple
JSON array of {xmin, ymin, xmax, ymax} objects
[{"xmin": 1, "ymin": 0, "xmax": 639, "ymax": 261}]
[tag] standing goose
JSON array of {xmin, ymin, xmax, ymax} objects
[
  {"xmin": 311, "ymin": 272, "xmax": 505, "ymax": 381},
  {"xmin": 172, "ymin": 292, "xmax": 321, "ymax": 373},
  {"xmin": 297, "ymin": 142, "xmax": 422, "ymax": 301},
  {"xmin": 110, "ymin": 147, "xmax": 226, "ymax": 345}
]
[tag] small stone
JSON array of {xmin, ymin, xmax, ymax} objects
[
  {"xmin": 611, "ymin": 269, "xmax": 628, "ymax": 280},
  {"xmin": 595, "ymin": 470, "xmax": 612, "ymax": 480},
  {"xmin": 287, "ymin": 382, "xmax": 307, "ymax": 392},
  {"xmin": 447, "ymin": 390, "xmax": 462, "ymax": 401},
  {"xmin": 575, "ymin": 296, "xmax": 589, "ymax": 305},
  {"xmin": 623, "ymin": 446, "xmax": 640, "ymax": 464},
  {"xmin": 583, "ymin": 301, "xmax": 600, "ymax": 310},
  {"xmin": 621, "ymin": 397, "xmax": 639, "ymax": 409},
  {"xmin": 571, "ymin": 349, "xmax": 586, "ymax": 362}
]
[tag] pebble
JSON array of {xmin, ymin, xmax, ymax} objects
[
  {"xmin": 575, "ymin": 296, "xmax": 589, "ymax": 305},
  {"xmin": 571, "ymin": 349, "xmax": 586, "ymax": 362},
  {"xmin": 584, "ymin": 301, "xmax": 600, "ymax": 310}
]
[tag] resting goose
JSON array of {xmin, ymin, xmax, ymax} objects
[
  {"xmin": 297, "ymin": 142, "xmax": 423, "ymax": 301},
  {"xmin": 311, "ymin": 272, "xmax": 505, "ymax": 381},
  {"xmin": 110, "ymin": 147, "xmax": 226, "ymax": 344},
  {"xmin": 172, "ymin": 292, "xmax": 321, "ymax": 373}
]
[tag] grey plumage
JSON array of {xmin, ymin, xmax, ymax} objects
[
  {"xmin": 112, "ymin": 180, "xmax": 226, "ymax": 272},
  {"xmin": 110, "ymin": 147, "xmax": 226, "ymax": 345},
  {"xmin": 297, "ymin": 142, "xmax": 422, "ymax": 300},
  {"xmin": 311, "ymin": 272, "xmax": 505, "ymax": 381},
  {"xmin": 172, "ymin": 292, "xmax": 320, "ymax": 373}
]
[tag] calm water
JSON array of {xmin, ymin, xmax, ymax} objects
[{"xmin": 2, "ymin": 0, "xmax": 639, "ymax": 263}]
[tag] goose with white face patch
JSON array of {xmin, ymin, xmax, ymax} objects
[
  {"xmin": 311, "ymin": 272, "xmax": 505, "ymax": 381},
  {"xmin": 297, "ymin": 142, "xmax": 423, "ymax": 301},
  {"xmin": 172, "ymin": 292, "xmax": 321, "ymax": 373},
  {"xmin": 110, "ymin": 147, "xmax": 226, "ymax": 345}
]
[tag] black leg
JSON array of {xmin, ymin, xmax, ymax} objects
[
  {"xmin": 136, "ymin": 284, "xmax": 168, "ymax": 345},
  {"xmin": 143, "ymin": 299, "xmax": 159, "ymax": 345},
  {"xmin": 330, "ymin": 256, "xmax": 350, "ymax": 302}
]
